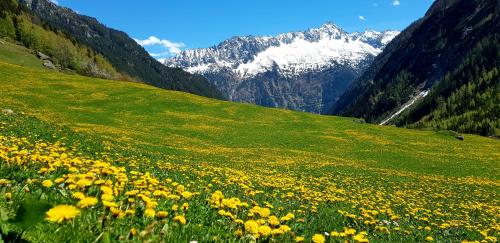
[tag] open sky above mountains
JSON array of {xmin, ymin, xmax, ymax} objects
[{"xmin": 52, "ymin": 0, "xmax": 434, "ymax": 60}]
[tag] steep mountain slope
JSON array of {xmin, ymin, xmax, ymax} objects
[
  {"xmin": 18, "ymin": 0, "xmax": 223, "ymax": 99},
  {"xmin": 166, "ymin": 23, "xmax": 398, "ymax": 113},
  {"xmin": 332, "ymin": 0, "xmax": 500, "ymax": 136}
]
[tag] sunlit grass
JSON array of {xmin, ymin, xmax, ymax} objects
[{"xmin": 0, "ymin": 44, "xmax": 498, "ymax": 242}]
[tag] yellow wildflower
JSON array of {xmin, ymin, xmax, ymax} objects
[
  {"xmin": 258, "ymin": 225, "xmax": 272, "ymax": 237},
  {"xmin": 295, "ymin": 236, "xmax": 305, "ymax": 242},
  {"xmin": 156, "ymin": 211, "xmax": 168, "ymax": 218},
  {"xmin": 244, "ymin": 220, "xmax": 260, "ymax": 236},
  {"xmin": 144, "ymin": 208, "xmax": 155, "ymax": 218},
  {"xmin": 45, "ymin": 205, "xmax": 80, "ymax": 223},
  {"xmin": 268, "ymin": 215, "xmax": 280, "ymax": 226},
  {"xmin": 312, "ymin": 234, "xmax": 325, "ymax": 243},
  {"xmin": 76, "ymin": 179, "xmax": 92, "ymax": 188},
  {"xmin": 77, "ymin": 197, "xmax": 98, "ymax": 208},
  {"xmin": 42, "ymin": 180, "xmax": 54, "ymax": 188},
  {"xmin": 72, "ymin": 192, "xmax": 85, "ymax": 200},
  {"xmin": 174, "ymin": 215, "xmax": 186, "ymax": 225}
]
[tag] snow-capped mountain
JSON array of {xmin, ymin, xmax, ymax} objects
[{"xmin": 165, "ymin": 23, "xmax": 399, "ymax": 113}]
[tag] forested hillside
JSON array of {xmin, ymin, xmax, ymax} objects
[
  {"xmin": 398, "ymin": 35, "xmax": 500, "ymax": 136},
  {"xmin": 332, "ymin": 0, "xmax": 500, "ymax": 136},
  {"xmin": 1, "ymin": 0, "xmax": 124, "ymax": 79},
  {"xmin": 0, "ymin": 0, "xmax": 224, "ymax": 99}
]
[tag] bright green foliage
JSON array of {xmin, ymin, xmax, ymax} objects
[
  {"xmin": 14, "ymin": 14, "xmax": 125, "ymax": 80},
  {"xmin": 0, "ymin": 15, "xmax": 16, "ymax": 39}
]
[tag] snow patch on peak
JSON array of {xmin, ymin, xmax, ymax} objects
[
  {"xmin": 236, "ymin": 37, "xmax": 381, "ymax": 78},
  {"xmin": 165, "ymin": 23, "xmax": 400, "ymax": 79}
]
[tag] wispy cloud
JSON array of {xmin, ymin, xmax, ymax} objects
[
  {"xmin": 392, "ymin": 0, "xmax": 400, "ymax": 6},
  {"xmin": 49, "ymin": 0, "xmax": 59, "ymax": 5},
  {"xmin": 359, "ymin": 16, "xmax": 366, "ymax": 21},
  {"xmin": 134, "ymin": 36, "xmax": 185, "ymax": 58}
]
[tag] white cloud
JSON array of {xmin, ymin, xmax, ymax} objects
[
  {"xmin": 134, "ymin": 36, "xmax": 185, "ymax": 57},
  {"xmin": 359, "ymin": 16, "xmax": 366, "ymax": 21},
  {"xmin": 49, "ymin": 0, "xmax": 59, "ymax": 4},
  {"xmin": 156, "ymin": 58, "xmax": 168, "ymax": 64},
  {"xmin": 392, "ymin": 0, "xmax": 400, "ymax": 6}
]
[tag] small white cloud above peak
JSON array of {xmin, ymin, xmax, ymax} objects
[
  {"xmin": 393, "ymin": 0, "xmax": 401, "ymax": 6},
  {"xmin": 359, "ymin": 16, "xmax": 366, "ymax": 21},
  {"xmin": 134, "ymin": 36, "xmax": 185, "ymax": 57}
]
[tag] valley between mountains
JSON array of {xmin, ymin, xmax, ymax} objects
[
  {"xmin": 0, "ymin": 0, "xmax": 499, "ymax": 242},
  {"xmin": 165, "ymin": 24, "xmax": 399, "ymax": 114}
]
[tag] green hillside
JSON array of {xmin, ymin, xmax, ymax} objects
[{"xmin": 0, "ymin": 43, "xmax": 499, "ymax": 242}]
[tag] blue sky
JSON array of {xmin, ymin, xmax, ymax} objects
[{"xmin": 52, "ymin": 0, "xmax": 434, "ymax": 59}]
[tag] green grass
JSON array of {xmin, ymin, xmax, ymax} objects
[
  {"xmin": 0, "ymin": 42, "xmax": 499, "ymax": 242},
  {"xmin": 0, "ymin": 39, "xmax": 44, "ymax": 69}
]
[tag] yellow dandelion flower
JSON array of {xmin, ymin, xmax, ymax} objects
[
  {"xmin": 353, "ymin": 232, "xmax": 369, "ymax": 243},
  {"xmin": 77, "ymin": 197, "xmax": 98, "ymax": 208},
  {"xmin": 101, "ymin": 194, "xmax": 114, "ymax": 201},
  {"xmin": 46, "ymin": 205, "xmax": 80, "ymax": 223},
  {"xmin": 144, "ymin": 208, "xmax": 155, "ymax": 218},
  {"xmin": 268, "ymin": 215, "xmax": 280, "ymax": 226},
  {"xmin": 258, "ymin": 225, "xmax": 272, "ymax": 237},
  {"xmin": 271, "ymin": 228, "xmax": 284, "ymax": 235},
  {"xmin": 181, "ymin": 191, "xmax": 193, "ymax": 199},
  {"xmin": 244, "ymin": 220, "xmax": 260, "ymax": 235},
  {"xmin": 156, "ymin": 211, "xmax": 168, "ymax": 218},
  {"xmin": 281, "ymin": 213, "xmax": 295, "ymax": 221},
  {"xmin": 0, "ymin": 179, "xmax": 11, "ymax": 186},
  {"xmin": 42, "ymin": 180, "xmax": 54, "ymax": 188},
  {"xmin": 278, "ymin": 225, "xmax": 291, "ymax": 233},
  {"xmin": 312, "ymin": 234, "xmax": 325, "ymax": 243},
  {"xmin": 259, "ymin": 207, "xmax": 271, "ymax": 218},
  {"xmin": 425, "ymin": 236, "xmax": 434, "ymax": 242},
  {"xmin": 295, "ymin": 236, "xmax": 305, "ymax": 242},
  {"xmin": 174, "ymin": 215, "xmax": 186, "ymax": 225},
  {"xmin": 72, "ymin": 192, "xmax": 85, "ymax": 200},
  {"xmin": 76, "ymin": 179, "xmax": 92, "ymax": 188},
  {"xmin": 102, "ymin": 200, "xmax": 118, "ymax": 208},
  {"xmin": 100, "ymin": 185, "xmax": 113, "ymax": 195}
]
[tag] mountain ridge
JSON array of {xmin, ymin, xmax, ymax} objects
[{"xmin": 166, "ymin": 23, "xmax": 399, "ymax": 113}]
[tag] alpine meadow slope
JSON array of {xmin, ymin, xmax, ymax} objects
[
  {"xmin": 0, "ymin": 41, "xmax": 499, "ymax": 242},
  {"xmin": 332, "ymin": 0, "xmax": 500, "ymax": 137}
]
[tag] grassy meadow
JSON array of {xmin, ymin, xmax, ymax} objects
[{"xmin": 0, "ymin": 41, "xmax": 499, "ymax": 242}]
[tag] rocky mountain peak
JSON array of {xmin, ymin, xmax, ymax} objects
[{"xmin": 164, "ymin": 22, "xmax": 400, "ymax": 114}]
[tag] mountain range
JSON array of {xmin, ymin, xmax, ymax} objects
[{"xmin": 165, "ymin": 24, "xmax": 399, "ymax": 114}]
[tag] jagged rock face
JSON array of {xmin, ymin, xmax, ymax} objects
[{"xmin": 165, "ymin": 23, "xmax": 399, "ymax": 114}]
